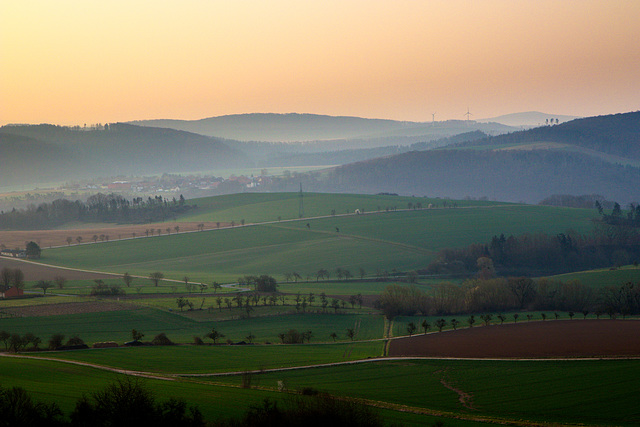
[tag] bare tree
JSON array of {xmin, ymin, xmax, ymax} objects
[{"xmin": 149, "ymin": 271, "xmax": 164, "ymax": 287}]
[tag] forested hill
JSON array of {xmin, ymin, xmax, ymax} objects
[
  {"xmin": 460, "ymin": 111, "xmax": 640, "ymax": 159},
  {"xmin": 0, "ymin": 123, "xmax": 248, "ymax": 187},
  {"xmin": 264, "ymin": 111, "xmax": 640, "ymax": 204},
  {"xmin": 313, "ymin": 149, "xmax": 640, "ymax": 204}
]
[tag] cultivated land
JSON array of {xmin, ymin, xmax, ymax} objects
[
  {"xmin": 30, "ymin": 194, "xmax": 597, "ymax": 284},
  {"xmin": 389, "ymin": 319, "xmax": 640, "ymax": 358},
  {"xmin": 1, "ymin": 192, "xmax": 638, "ymax": 426}
]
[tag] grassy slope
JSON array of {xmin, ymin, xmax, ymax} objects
[
  {"xmin": 212, "ymin": 359, "xmax": 640, "ymax": 426},
  {"xmin": 547, "ymin": 265, "xmax": 640, "ymax": 288},
  {"xmin": 0, "ymin": 307, "xmax": 384, "ymax": 344},
  {"xmin": 27, "ymin": 342, "xmax": 384, "ymax": 373},
  {"xmin": 37, "ymin": 201, "xmax": 597, "ymax": 283},
  {"xmin": 0, "ymin": 356, "xmax": 496, "ymax": 427}
]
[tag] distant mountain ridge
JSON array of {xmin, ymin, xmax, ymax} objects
[{"xmin": 130, "ymin": 113, "xmax": 516, "ymax": 144}]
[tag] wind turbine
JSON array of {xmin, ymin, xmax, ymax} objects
[
  {"xmin": 464, "ymin": 107, "xmax": 473, "ymax": 123},
  {"xmin": 431, "ymin": 112, "xmax": 436, "ymax": 125}
]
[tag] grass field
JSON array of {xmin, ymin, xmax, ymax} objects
[
  {"xmin": 27, "ymin": 341, "xmax": 384, "ymax": 373},
  {"xmin": 210, "ymin": 359, "xmax": 640, "ymax": 426},
  {"xmin": 548, "ymin": 264, "xmax": 640, "ymax": 288},
  {"xmin": 0, "ymin": 356, "xmax": 502, "ymax": 426},
  {"xmin": 0, "ymin": 303, "xmax": 384, "ymax": 344},
  {"xmin": 36, "ymin": 201, "xmax": 597, "ymax": 284},
  {"xmin": 177, "ymin": 192, "xmax": 505, "ymax": 224}
]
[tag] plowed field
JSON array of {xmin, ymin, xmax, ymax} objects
[
  {"xmin": 0, "ymin": 257, "xmax": 114, "ymax": 281},
  {"xmin": 0, "ymin": 221, "xmax": 226, "ymax": 249},
  {"xmin": 389, "ymin": 319, "xmax": 640, "ymax": 358}
]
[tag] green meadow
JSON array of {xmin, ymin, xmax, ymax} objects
[
  {"xmin": 0, "ymin": 356, "xmax": 498, "ymax": 426},
  {"xmin": 36, "ymin": 195, "xmax": 597, "ymax": 284},
  {"xmin": 177, "ymin": 192, "xmax": 503, "ymax": 224},
  {"xmin": 0, "ymin": 303, "xmax": 384, "ymax": 344},
  {"xmin": 547, "ymin": 264, "xmax": 640, "ymax": 288},
  {"xmin": 211, "ymin": 359, "xmax": 640, "ymax": 426},
  {"xmin": 28, "ymin": 342, "xmax": 384, "ymax": 374}
]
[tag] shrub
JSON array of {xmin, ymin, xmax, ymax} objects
[
  {"xmin": 151, "ymin": 333, "xmax": 174, "ymax": 346},
  {"xmin": 66, "ymin": 335, "xmax": 85, "ymax": 346}
]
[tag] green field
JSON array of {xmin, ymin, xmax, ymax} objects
[
  {"xmin": 0, "ymin": 304, "xmax": 384, "ymax": 344},
  {"xmin": 0, "ymin": 356, "xmax": 500, "ymax": 426},
  {"xmin": 28, "ymin": 342, "xmax": 384, "ymax": 374},
  {"xmin": 6, "ymin": 353, "xmax": 638, "ymax": 426},
  {"xmin": 211, "ymin": 359, "xmax": 640, "ymax": 426},
  {"xmin": 548, "ymin": 265, "xmax": 640, "ymax": 288},
  {"xmin": 36, "ymin": 197, "xmax": 597, "ymax": 284},
  {"xmin": 178, "ymin": 192, "xmax": 505, "ymax": 224}
]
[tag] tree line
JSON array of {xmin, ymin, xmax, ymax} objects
[
  {"xmin": 375, "ymin": 279, "xmax": 640, "ymax": 319},
  {"xmin": 0, "ymin": 193, "xmax": 191, "ymax": 230}
]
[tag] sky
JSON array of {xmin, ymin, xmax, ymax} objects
[{"xmin": 2, "ymin": 0, "xmax": 639, "ymax": 125}]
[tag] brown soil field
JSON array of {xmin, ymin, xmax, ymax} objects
[
  {"xmin": 0, "ymin": 221, "xmax": 227, "ymax": 249},
  {"xmin": 389, "ymin": 319, "xmax": 640, "ymax": 358},
  {"xmin": 0, "ymin": 257, "xmax": 115, "ymax": 281},
  {"xmin": 1, "ymin": 301, "xmax": 139, "ymax": 317}
]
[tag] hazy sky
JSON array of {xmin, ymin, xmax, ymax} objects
[{"xmin": 2, "ymin": 0, "xmax": 639, "ymax": 125}]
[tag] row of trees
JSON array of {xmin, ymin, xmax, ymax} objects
[
  {"xmin": 0, "ymin": 193, "xmax": 191, "ymax": 230},
  {"xmin": 203, "ymin": 291, "xmax": 361, "ymax": 315},
  {"xmin": 375, "ymin": 279, "xmax": 640, "ymax": 319},
  {"xmin": 0, "ymin": 331, "xmax": 86, "ymax": 352},
  {"xmin": 406, "ymin": 310, "xmax": 601, "ymax": 337}
]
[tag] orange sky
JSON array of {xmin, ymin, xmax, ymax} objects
[{"xmin": 2, "ymin": 0, "xmax": 639, "ymax": 125}]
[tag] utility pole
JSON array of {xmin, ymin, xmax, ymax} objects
[{"xmin": 298, "ymin": 183, "xmax": 304, "ymax": 218}]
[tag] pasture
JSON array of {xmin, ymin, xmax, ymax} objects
[
  {"xmin": 548, "ymin": 265, "xmax": 640, "ymax": 288},
  {"xmin": 0, "ymin": 355, "xmax": 498, "ymax": 426},
  {"xmin": 211, "ymin": 358, "xmax": 640, "ymax": 426},
  {"xmin": 0, "ymin": 301, "xmax": 384, "ymax": 344},
  {"xmin": 35, "ymin": 201, "xmax": 597, "ymax": 284}
]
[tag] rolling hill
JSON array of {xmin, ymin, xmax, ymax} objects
[
  {"xmin": 0, "ymin": 123, "xmax": 249, "ymax": 188},
  {"xmin": 280, "ymin": 111, "xmax": 640, "ymax": 204},
  {"xmin": 131, "ymin": 112, "xmax": 516, "ymax": 145}
]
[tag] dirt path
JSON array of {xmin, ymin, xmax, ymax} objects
[{"xmin": 435, "ymin": 368, "xmax": 475, "ymax": 410}]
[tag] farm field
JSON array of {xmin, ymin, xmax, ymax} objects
[
  {"xmin": 27, "ymin": 341, "xmax": 385, "ymax": 374},
  {"xmin": 211, "ymin": 358, "xmax": 640, "ymax": 426},
  {"xmin": 0, "ymin": 301, "xmax": 384, "ymax": 344},
  {"xmin": 389, "ymin": 319, "xmax": 640, "ymax": 358},
  {"xmin": 0, "ymin": 192, "xmax": 491, "ymax": 249},
  {"xmin": 33, "ymin": 200, "xmax": 597, "ymax": 284},
  {"xmin": 0, "ymin": 356, "xmax": 497, "ymax": 427},
  {"xmin": 548, "ymin": 265, "xmax": 640, "ymax": 288}
]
